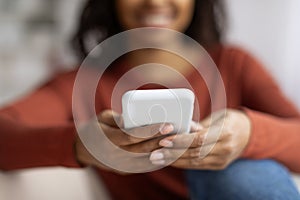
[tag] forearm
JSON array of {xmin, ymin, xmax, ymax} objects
[{"xmin": 0, "ymin": 114, "xmax": 80, "ymax": 170}]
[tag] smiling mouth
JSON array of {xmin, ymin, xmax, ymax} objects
[{"xmin": 139, "ymin": 13, "xmax": 174, "ymax": 27}]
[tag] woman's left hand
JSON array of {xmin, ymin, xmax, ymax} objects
[{"xmin": 149, "ymin": 109, "xmax": 252, "ymax": 170}]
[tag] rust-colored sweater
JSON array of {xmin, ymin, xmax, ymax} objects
[{"xmin": 0, "ymin": 46, "xmax": 299, "ymax": 200}]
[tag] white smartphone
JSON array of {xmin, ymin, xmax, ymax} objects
[{"xmin": 121, "ymin": 88, "xmax": 194, "ymax": 134}]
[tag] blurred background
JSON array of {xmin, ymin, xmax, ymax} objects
[
  {"xmin": 0, "ymin": 0, "xmax": 82, "ymax": 106},
  {"xmin": 0, "ymin": 0, "xmax": 299, "ymax": 199}
]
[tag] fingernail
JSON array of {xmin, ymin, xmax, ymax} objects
[
  {"xmin": 160, "ymin": 124, "xmax": 174, "ymax": 134},
  {"xmin": 150, "ymin": 150, "xmax": 164, "ymax": 161},
  {"xmin": 159, "ymin": 139, "xmax": 173, "ymax": 147},
  {"xmin": 151, "ymin": 160, "xmax": 165, "ymax": 165}
]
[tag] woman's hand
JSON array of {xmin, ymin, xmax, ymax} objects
[
  {"xmin": 150, "ymin": 109, "xmax": 252, "ymax": 170},
  {"xmin": 75, "ymin": 110, "xmax": 173, "ymax": 174}
]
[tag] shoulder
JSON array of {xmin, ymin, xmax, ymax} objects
[
  {"xmin": 50, "ymin": 69, "xmax": 78, "ymax": 83},
  {"xmin": 210, "ymin": 44, "xmax": 265, "ymax": 73},
  {"xmin": 212, "ymin": 44, "xmax": 254, "ymax": 65},
  {"xmin": 42, "ymin": 69, "xmax": 78, "ymax": 92}
]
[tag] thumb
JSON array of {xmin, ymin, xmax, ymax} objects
[
  {"xmin": 190, "ymin": 121, "xmax": 204, "ymax": 132},
  {"xmin": 201, "ymin": 109, "xmax": 227, "ymax": 128},
  {"xmin": 98, "ymin": 109, "xmax": 123, "ymax": 128}
]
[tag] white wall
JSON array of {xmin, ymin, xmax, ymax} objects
[
  {"xmin": 0, "ymin": 0, "xmax": 81, "ymax": 106},
  {"xmin": 225, "ymin": 0, "xmax": 300, "ymax": 109},
  {"xmin": 284, "ymin": 0, "xmax": 300, "ymax": 105}
]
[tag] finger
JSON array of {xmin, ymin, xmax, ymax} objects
[
  {"xmin": 158, "ymin": 131, "xmax": 205, "ymax": 148},
  {"xmin": 203, "ymin": 141, "xmax": 235, "ymax": 157},
  {"xmin": 98, "ymin": 110, "xmax": 123, "ymax": 128},
  {"xmin": 125, "ymin": 123, "xmax": 174, "ymax": 139},
  {"xmin": 150, "ymin": 154, "xmax": 225, "ymax": 170},
  {"xmin": 176, "ymin": 141, "xmax": 236, "ymax": 158},
  {"xmin": 99, "ymin": 122, "xmax": 132, "ymax": 146},
  {"xmin": 159, "ymin": 126, "xmax": 224, "ymax": 148},
  {"xmin": 190, "ymin": 121, "xmax": 204, "ymax": 132},
  {"xmin": 150, "ymin": 142, "xmax": 222, "ymax": 161},
  {"xmin": 201, "ymin": 109, "xmax": 227, "ymax": 127},
  {"xmin": 101, "ymin": 123, "xmax": 174, "ymax": 146},
  {"xmin": 125, "ymin": 136, "xmax": 166, "ymax": 153},
  {"xmin": 150, "ymin": 148, "xmax": 195, "ymax": 161}
]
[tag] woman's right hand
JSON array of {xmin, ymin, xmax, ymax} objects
[{"xmin": 75, "ymin": 110, "xmax": 174, "ymax": 174}]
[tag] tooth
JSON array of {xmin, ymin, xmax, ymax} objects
[{"xmin": 143, "ymin": 15, "xmax": 170, "ymax": 26}]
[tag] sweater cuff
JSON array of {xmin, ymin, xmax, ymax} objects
[
  {"xmin": 240, "ymin": 108, "xmax": 266, "ymax": 158},
  {"xmin": 58, "ymin": 125, "xmax": 83, "ymax": 168}
]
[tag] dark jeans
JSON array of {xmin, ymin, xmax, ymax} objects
[{"xmin": 185, "ymin": 159, "xmax": 300, "ymax": 200}]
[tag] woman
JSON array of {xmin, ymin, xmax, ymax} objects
[{"xmin": 0, "ymin": 0, "xmax": 299, "ymax": 199}]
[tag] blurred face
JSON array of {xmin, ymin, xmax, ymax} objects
[{"xmin": 115, "ymin": 0, "xmax": 195, "ymax": 32}]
